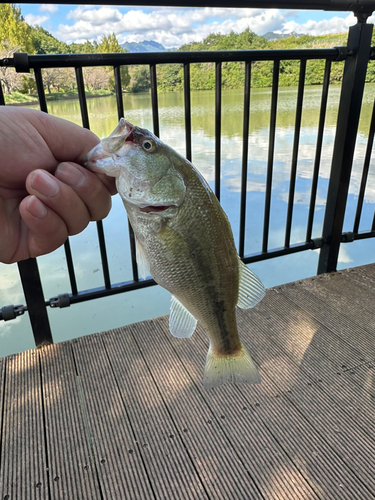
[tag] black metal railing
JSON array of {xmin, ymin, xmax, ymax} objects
[{"xmin": 1, "ymin": 7, "xmax": 375, "ymax": 347}]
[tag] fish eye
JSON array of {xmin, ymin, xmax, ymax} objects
[{"xmin": 142, "ymin": 139, "xmax": 155, "ymax": 152}]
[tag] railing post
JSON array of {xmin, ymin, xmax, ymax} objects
[
  {"xmin": 18, "ymin": 258, "xmax": 53, "ymax": 346},
  {"xmin": 317, "ymin": 19, "xmax": 373, "ymax": 274}
]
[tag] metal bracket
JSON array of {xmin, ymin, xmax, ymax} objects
[
  {"xmin": 49, "ymin": 293, "xmax": 71, "ymax": 309},
  {"xmin": 353, "ymin": 9, "xmax": 374, "ymax": 23},
  {"xmin": 341, "ymin": 231, "xmax": 355, "ymax": 242},
  {"xmin": 334, "ymin": 46, "xmax": 348, "ymax": 61},
  {"xmin": 0, "ymin": 304, "xmax": 26, "ymax": 321},
  {"xmin": 13, "ymin": 52, "xmax": 30, "ymax": 73},
  {"xmin": 310, "ymin": 237, "xmax": 325, "ymax": 249}
]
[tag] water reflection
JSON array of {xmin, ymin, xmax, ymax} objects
[{"xmin": 1, "ymin": 84, "xmax": 374, "ymax": 356}]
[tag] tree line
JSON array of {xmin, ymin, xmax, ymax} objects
[
  {"xmin": 1, "ymin": 3, "xmax": 375, "ymax": 99},
  {"xmin": 0, "ymin": 4, "xmax": 131, "ymax": 96}
]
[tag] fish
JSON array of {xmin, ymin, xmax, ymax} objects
[{"xmin": 84, "ymin": 118, "xmax": 265, "ymax": 388}]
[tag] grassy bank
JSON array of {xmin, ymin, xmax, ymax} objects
[{"xmin": 3, "ymin": 89, "xmax": 114, "ymax": 105}]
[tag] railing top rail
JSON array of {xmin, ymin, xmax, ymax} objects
[
  {"xmin": 14, "ymin": 0, "xmax": 375, "ymax": 15},
  {"xmin": 2, "ymin": 47, "xmax": 346, "ymax": 72}
]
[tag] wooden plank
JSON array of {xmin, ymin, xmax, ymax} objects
[
  {"xmin": 341, "ymin": 263, "xmax": 375, "ymax": 285},
  {"xmin": 40, "ymin": 342, "xmax": 102, "ymax": 499},
  {"xmin": 280, "ymin": 280, "xmax": 375, "ymax": 359},
  {"xmin": 102, "ymin": 326, "xmax": 209, "ymax": 500},
  {"xmin": 317, "ymin": 271, "xmax": 375, "ymax": 313},
  {"xmin": 128, "ymin": 316, "xmax": 316, "ymax": 500},
  {"xmin": 166, "ymin": 319, "xmax": 372, "ymax": 500},
  {"xmin": 353, "ymin": 262, "xmax": 375, "ymax": 281},
  {"xmin": 71, "ymin": 334, "xmax": 155, "ymax": 500},
  {"xmin": 233, "ymin": 303, "xmax": 375, "ymax": 496},
  {"xmin": 256, "ymin": 289, "xmax": 375, "ymax": 438},
  {"xmin": 280, "ymin": 278, "xmax": 375, "ymax": 395},
  {"xmin": 0, "ymin": 350, "xmax": 48, "ymax": 500},
  {"xmin": 292, "ymin": 273, "xmax": 375, "ymax": 341}
]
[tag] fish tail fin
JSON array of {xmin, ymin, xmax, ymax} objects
[{"xmin": 202, "ymin": 343, "xmax": 260, "ymax": 389}]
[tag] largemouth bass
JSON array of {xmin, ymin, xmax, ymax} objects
[{"xmin": 85, "ymin": 118, "xmax": 265, "ymax": 388}]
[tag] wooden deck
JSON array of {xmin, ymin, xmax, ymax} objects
[{"xmin": 1, "ymin": 263, "xmax": 375, "ymax": 499}]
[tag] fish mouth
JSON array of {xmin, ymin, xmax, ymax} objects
[
  {"xmin": 139, "ymin": 204, "xmax": 177, "ymax": 213},
  {"xmin": 84, "ymin": 119, "xmax": 135, "ymax": 172}
]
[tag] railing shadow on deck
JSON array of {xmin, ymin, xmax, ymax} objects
[{"xmin": 1, "ymin": 0, "xmax": 375, "ymax": 348}]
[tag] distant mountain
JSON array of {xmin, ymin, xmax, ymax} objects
[
  {"xmin": 120, "ymin": 40, "xmax": 170, "ymax": 52},
  {"xmin": 262, "ymin": 31, "xmax": 306, "ymax": 41}
]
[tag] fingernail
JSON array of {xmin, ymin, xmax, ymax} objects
[
  {"xmin": 56, "ymin": 162, "xmax": 85, "ymax": 188},
  {"xmin": 31, "ymin": 170, "xmax": 59, "ymax": 197},
  {"xmin": 27, "ymin": 196, "xmax": 48, "ymax": 219}
]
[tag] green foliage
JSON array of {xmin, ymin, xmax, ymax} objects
[
  {"xmin": 68, "ymin": 40, "xmax": 97, "ymax": 54},
  {"xmin": 0, "ymin": 4, "xmax": 373, "ymax": 96},
  {"xmin": 180, "ymin": 28, "xmax": 268, "ymax": 52},
  {"xmin": 19, "ymin": 75, "xmax": 37, "ymax": 94},
  {"xmin": 97, "ymin": 33, "xmax": 124, "ymax": 54},
  {"xmin": 0, "ymin": 3, "xmax": 34, "ymax": 53},
  {"xmin": 32, "ymin": 26, "xmax": 69, "ymax": 54},
  {"xmin": 128, "ymin": 66, "xmax": 150, "ymax": 92},
  {"xmin": 96, "ymin": 34, "xmax": 130, "ymax": 90},
  {"xmin": 155, "ymin": 29, "xmax": 354, "ymax": 91}
]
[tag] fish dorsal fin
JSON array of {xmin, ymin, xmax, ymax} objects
[
  {"xmin": 237, "ymin": 258, "xmax": 265, "ymax": 309},
  {"xmin": 135, "ymin": 238, "xmax": 151, "ymax": 280},
  {"xmin": 169, "ymin": 295, "xmax": 197, "ymax": 338}
]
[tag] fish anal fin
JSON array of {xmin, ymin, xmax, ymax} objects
[
  {"xmin": 203, "ymin": 343, "xmax": 260, "ymax": 389},
  {"xmin": 169, "ymin": 295, "xmax": 197, "ymax": 338},
  {"xmin": 237, "ymin": 258, "xmax": 265, "ymax": 309},
  {"xmin": 136, "ymin": 238, "xmax": 151, "ymax": 280}
]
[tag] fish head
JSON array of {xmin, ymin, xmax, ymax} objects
[{"xmin": 84, "ymin": 118, "xmax": 186, "ymax": 216}]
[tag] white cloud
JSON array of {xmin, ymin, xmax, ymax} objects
[
  {"xmin": 56, "ymin": 7, "xmax": 286, "ymax": 47},
  {"xmin": 39, "ymin": 4, "xmax": 58, "ymax": 13},
  {"xmin": 338, "ymin": 246, "xmax": 353, "ymax": 264},
  {"xmin": 67, "ymin": 6, "xmax": 122, "ymax": 25},
  {"xmin": 280, "ymin": 13, "xmax": 356, "ymax": 36},
  {"xmin": 54, "ymin": 6, "xmax": 372, "ymax": 49},
  {"xmin": 24, "ymin": 13, "xmax": 49, "ymax": 26}
]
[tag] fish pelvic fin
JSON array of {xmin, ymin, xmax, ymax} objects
[
  {"xmin": 203, "ymin": 343, "xmax": 260, "ymax": 389},
  {"xmin": 237, "ymin": 258, "xmax": 265, "ymax": 309},
  {"xmin": 135, "ymin": 237, "xmax": 151, "ymax": 280},
  {"xmin": 169, "ymin": 295, "xmax": 197, "ymax": 338}
]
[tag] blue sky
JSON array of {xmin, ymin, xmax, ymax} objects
[{"xmin": 19, "ymin": 3, "xmax": 370, "ymax": 48}]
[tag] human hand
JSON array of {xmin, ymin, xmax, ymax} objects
[{"xmin": 0, "ymin": 107, "xmax": 116, "ymax": 264}]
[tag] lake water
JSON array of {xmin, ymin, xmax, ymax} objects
[{"xmin": 1, "ymin": 85, "xmax": 375, "ymax": 357}]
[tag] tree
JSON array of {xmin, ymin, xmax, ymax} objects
[
  {"xmin": 0, "ymin": 42, "xmax": 23, "ymax": 94},
  {"xmin": 68, "ymin": 40, "xmax": 96, "ymax": 54},
  {"xmin": 96, "ymin": 34, "xmax": 130, "ymax": 90},
  {"xmin": 97, "ymin": 33, "xmax": 123, "ymax": 54},
  {"xmin": 0, "ymin": 4, "xmax": 34, "ymax": 53},
  {"xmin": 128, "ymin": 66, "xmax": 150, "ymax": 92},
  {"xmin": 41, "ymin": 68, "xmax": 68, "ymax": 94},
  {"xmin": 32, "ymin": 26, "xmax": 69, "ymax": 54},
  {"xmin": 83, "ymin": 67, "xmax": 110, "ymax": 91}
]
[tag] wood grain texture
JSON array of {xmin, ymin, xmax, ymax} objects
[{"xmin": 0, "ymin": 264, "xmax": 375, "ymax": 499}]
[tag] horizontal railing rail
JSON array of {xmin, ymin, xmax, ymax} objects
[
  {"xmin": 13, "ymin": 0, "xmax": 375, "ymax": 16},
  {"xmin": 4, "ymin": 47, "xmax": 346, "ymax": 70},
  {"xmin": 1, "ymin": 17, "xmax": 375, "ymax": 347}
]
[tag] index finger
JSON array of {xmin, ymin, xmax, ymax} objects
[{"xmin": 26, "ymin": 108, "xmax": 100, "ymax": 163}]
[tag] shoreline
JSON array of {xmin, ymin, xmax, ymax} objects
[{"xmin": 5, "ymin": 92, "xmax": 113, "ymax": 107}]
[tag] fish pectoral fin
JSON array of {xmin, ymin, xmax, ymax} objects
[
  {"xmin": 237, "ymin": 258, "xmax": 265, "ymax": 309},
  {"xmin": 135, "ymin": 238, "xmax": 151, "ymax": 280},
  {"xmin": 203, "ymin": 343, "xmax": 260, "ymax": 389},
  {"xmin": 169, "ymin": 295, "xmax": 197, "ymax": 338}
]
